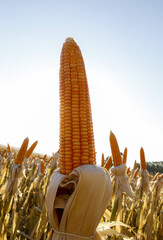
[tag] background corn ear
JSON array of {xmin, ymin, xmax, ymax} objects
[
  {"xmin": 25, "ymin": 140, "xmax": 38, "ymax": 159},
  {"xmin": 122, "ymin": 147, "xmax": 127, "ymax": 164},
  {"xmin": 109, "ymin": 131, "xmax": 122, "ymax": 167},
  {"xmin": 140, "ymin": 147, "xmax": 147, "ymax": 170},
  {"xmin": 14, "ymin": 137, "xmax": 29, "ymax": 164}
]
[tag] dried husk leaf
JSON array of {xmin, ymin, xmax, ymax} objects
[
  {"xmin": 0, "ymin": 164, "xmax": 22, "ymax": 200},
  {"xmin": 111, "ymin": 164, "xmax": 135, "ymax": 201},
  {"xmin": 46, "ymin": 165, "xmax": 112, "ymax": 240},
  {"xmin": 137, "ymin": 169, "xmax": 149, "ymax": 195}
]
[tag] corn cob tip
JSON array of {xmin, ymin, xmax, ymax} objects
[{"xmin": 65, "ymin": 37, "xmax": 75, "ymax": 43}]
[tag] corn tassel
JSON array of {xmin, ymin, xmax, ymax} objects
[
  {"xmin": 109, "ymin": 131, "xmax": 122, "ymax": 167},
  {"xmin": 59, "ymin": 37, "xmax": 96, "ymax": 174}
]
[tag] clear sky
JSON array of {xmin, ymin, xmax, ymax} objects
[{"xmin": 0, "ymin": 0, "xmax": 163, "ymax": 167}]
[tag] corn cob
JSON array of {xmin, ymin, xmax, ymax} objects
[
  {"xmin": 25, "ymin": 140, "xmax": 38, "ymax": 159},
  {"xmin": 1, "ymin": 149, "xmax": 6, "ymax": 157},
  {"xmin": 43, "ymin": 154, "xmax": 47, "ymax": 161},
  {"xmin": 126, "ymin": 167, "xmax": 130, "ymax": 176},
  {"xmin": 7, "ymin": 144, "xmax": 11, "ymax": 152},
  {"xmin": 41, "ymin": 161, "xmax": 45, "ymax": 173},
  {"xmin": 14, "ymin": 137, "xmax": 29, "ymax": 164},
  {"xmin": 122, "ymin": 147, "xmax": 127, "ymax": 164},
  {"xmin": 133, "ymin": 168, "xmax": 139, "ymax": 178},
  {"xmin": 140, "ymin": 147, "xmax": 147, "ymax": 170},
  {"xmin": 153, "ymin": 172, "xmax": 160, "ymax": 181},
  {"xmin": 101, "ymin": 153, "xmax": 105, "ymax": 167},
  {"xmin": 109, "ymin": 131, "xmax": 122, "ymax": 167},
  {"xmin": 133, "ymin": 160, "xmax": 137, "ymax": 170},
  {"xmin": 104, "ymin": 156, "xmax": 112, "ymax": 170},
  {"xmin": 59, "ymin": 38, "xmax": 96, "ymax": 174}
]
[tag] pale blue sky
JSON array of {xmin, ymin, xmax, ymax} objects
[{"xmin": 0, "ymin": 1, "xmax": 163, "ymax": 166}]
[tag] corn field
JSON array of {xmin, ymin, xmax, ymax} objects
[{"xmin": 0, "ymin": 140, "xmax": 162, "ymax": 240}]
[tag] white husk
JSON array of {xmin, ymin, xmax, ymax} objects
[
  {"xmin": 111, "ymin": 164, "xmax": 135, "ymax": 201},
  {"xmin": 46, "ymin": 165, "xmax": 112, "ymax": 240}
]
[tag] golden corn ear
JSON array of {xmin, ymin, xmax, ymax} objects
[
  {"xmin": 122, "ymin": 147, "xmax": 127, "ymax": 164},
  {"xmin": 59, "ymin": 37, "xmax": 96, "ymax": 175},
  {"xmin": 101, "ymin": 153, "xmax": 105, "ymax": 167},
  {"xmin": 7, "ymin": 144, "xmax": 11, "ymax": 152},
  {"xmin": 109, "ymin": 131, "xmax": 122, "ymax": 167},
  {"xmin": 1, "ymin": 149, "xmax": 6, "ymax": 157},
  {"xmin": 140, "ymin": 147, "xmax": 147, "ymax": 170},
  {"xmin": 43, "ymin": 154, "xmax": 47, "ymax": 161},
  {"xmin": 14, "ymin": 137, "xmax": 29, "ymax": 164},
  {"xmin": 25, "ymin": 140, "xmax": 38, "ymax": 158},
  {"xmin": 133, "ymin": 160, "xmax": 137, "ymax": 170},
  {"xmin": 153, "ymin": 172, "xmax": 160, "ymax": 181},
  {"xmin": 41, "ymin": 161, "xmax": 45, "ymax": 173},
  {"xmin": 133, "ymin": 168, "xmax": 139, "ymax": 178},
  {"xmin": 104, "ymin": 156, "xmax": 112, "ymax": 170},
  {"xmin": 126, "ymin": 167, "xmax": 130, "ymax": 175}
]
